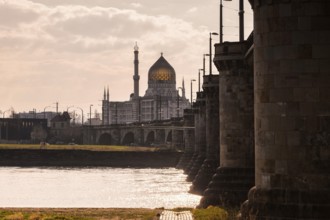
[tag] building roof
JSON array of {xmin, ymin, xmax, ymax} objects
[
  {"xmin": 51, "ymin": 112, "xmax": 71, "ymax": 122},
  {"xmin": 148, "ymin": 53, "xmax": 176, "ymax": 84}
]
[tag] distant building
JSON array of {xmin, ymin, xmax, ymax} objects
[
  {"xmin": 51, "ymin": 111, "xmax": 71, "ymax": 130},
  {"xmin": 49, "ymin": 111, "xmax": 83, "ymax": 144},
  {"xmin": 14, "ymin": 111, "xmax": 57, "ymax": 127},
  {"xmin": 85, "ymin": 117, "xmax": 102, "ymax": 126},
  {"xmin": 102, "ymin": 44, "xmax": 190, "ymax": 125},
  {"xmin": 0, "ymin": 118, "xmax": 47, "ymax": 143}
]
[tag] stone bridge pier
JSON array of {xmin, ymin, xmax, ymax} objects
[
  {"xmin": 200, "ymin": 37, "xmax": 255, "ymax": 208},
  {"xmin": 176, "ymin": 109, "xmax": 195, "ymax": 169},
  {"xmin": 187, "ymin": 92, "xmax": 207, "ymax": 181},
  {"xmin": 190, "ymin": 75, "xmax": 220, "ymax": 195},
  {"xmin": 241, "ymin": 0, "xmax": 330, "ymax": 219},
  {"xmin": 184, "ymin": 99, "xmax": 203, "ymax": 174}
]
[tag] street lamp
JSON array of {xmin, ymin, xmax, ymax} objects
[
  {"xmin": 54, "ymin": 102, "xmax": 59, "ymax": 114},
  {"xmin": 203, "ymin": 54, "xmax": 209, "ymax": 76},
  {"xmin": 190, "ymin": 79, "xmax": 196, "ymax": 107},
  {"xmin": 3, "ymin": 109, "xmax": 10, "ymax": 118},
  {"xmin": 43, "ymin": 106, "xmax": 51, "ymax": 120},
  {"xmin": 220, "ymin": 0, "xmax": 244, "ymax": 42},
  {"xmin": 209, "ymin": 32, "xmax": 219, "ymax": 75},
  {"xmin": 239, "ymin": 0, "xmax": 244, "ymax": 41},
  {"xmin": 67, "ymin": 105, "xmax": 74, "ymax": 112},
  {"xmin": 220, "ymin": 0, "xmax": 232, "ymax": 43},
  {"xmin": 89, "ymin": 104, "xmax": 93, "ymax": 126},
  {"xmin": 198, "ymin": 69, "xmax": 203, "ymax": 92},
  {"xmin": 67, "ymin": 106, "xmax": 74, "ymax": 124},
  {"xmin": 76, "ymin": 107, "xmax": 84, "ymax": 125},
  {"xmin": 177, "ymin": 87, "xmax": 183, "ymax": 117}
]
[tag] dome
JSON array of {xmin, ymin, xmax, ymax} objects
[{"xmin": 148, "ymin": 54, "xmax": 176, "ymax": 84}]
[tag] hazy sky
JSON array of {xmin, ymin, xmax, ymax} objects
[{"xmin": 0, "ymin": 0, "xmax": 253, "ymax": 115}]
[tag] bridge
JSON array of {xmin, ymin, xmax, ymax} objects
[
  {"xmin": 68, "ymin": 1, "xmax": 330, "ymax": 219},
  {"xmin": 82, "ymin": 111, "xmax": 195, "ymax": 150},
  {"xmin": 175, "ymin": 1, "xmax": 330, "ymax": 219}
]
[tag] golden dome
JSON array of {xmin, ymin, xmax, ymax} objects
[
  {"xmin": 148, "ymin": 54, "xmax": 176, "ymax": 83},
  {"xmin": 150, "ymin": 67, "xmax": 173, "ymax": 81}
]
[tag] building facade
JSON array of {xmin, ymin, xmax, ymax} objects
[
  {"xmin": 0, "ymin": 118, "xmax": 47, "ymax": 143},
  {"xmin": 102, "ymin": 44, "xmax": 190, "ymax": 125}
]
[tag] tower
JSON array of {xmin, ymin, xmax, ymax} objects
[
  {"xmin": 182, "ymin": 78, "xmax": 186, "ymax": 99},
  {"xmin": 102, "ymin": 87, "xmax": 110, "ymax": 125},
  {"xmin": 133, "ymin": 42, "xmax": 140, "ymax": 98}
]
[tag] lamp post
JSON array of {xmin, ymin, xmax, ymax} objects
[
  {"xmin": 220, "ymin": 0, "xmax": 244, "ymax": 42},
  {"xmin": 67, "ymin": 105, "xmax": 74, "ymax": 112},
  {"xmin": 190, "ymin": 79, "xmax": 196, "ymax": 107},
  {"xmin": 198, "ymin": 69, "xmax": 203, "ymax": 92},
  {"xmin": 67, "ymin": 106, "xmax": 74, "ymax": 125},
  {"xmin": 177, "ymin": 87, "xmax": 183, "ymax": 117},
  {"xmin": 3, "ymin": 109, "xmax": 10, "ymax": 118},
  {"xmin": 220, "ymin": 0, "xmax": 232, "ymax": 43},
  {"xmin": 43, "ymin": 106, "xmax": 51, "ymax": 119},
  {"xmin": 203, "ymin": 54, "xmax": 209, "ymax": 76},
  {"xmin": 239, "ymin": 0, "xmax": 244, "ymax": 41},
  {"xmin": 76, "ymin": 107, "xmax": 84, "ymax": 125},
  {"xmin": 54, "ymin": 102, "xmax": 59, "ymax": 114},
  {"xmin": 89, "ymin": 104, "xmax": 93, "ymax": 126},
  {"xmin": 209, "ymin": 32, "xmax": 219, "ymax": 75}
]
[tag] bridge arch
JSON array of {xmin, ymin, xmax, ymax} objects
[
  {"xmin": 156, "ymin": 129, "xmax": 166, "ymax": 144},
  {"xmin": 145, "ymin": 131, "xmax": 155, "ymax": 146},
  {"xmin": 166, "ymin": 130, "xmax": 172, "ymax": 143},
  {"xmin": 98, "ymin": 133, "xmax": 112, "ymax": 145},
  {"xmin": 122, "ymin": 131, "xmax": 134, "ymax": 145}
]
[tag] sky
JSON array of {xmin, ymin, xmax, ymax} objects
[{"xmin": 0, "ymin": 0, "xmax": 253, "ymax": 116}]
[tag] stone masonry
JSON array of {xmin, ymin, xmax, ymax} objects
[
  {"xmin": 186, "ymin": 92, "xmax": 207, "ymax": 182},
  {"xmin": 176, "ymin": 109, "xmax": 195, "ymax": 169},
  {"xmin": 184, "ymin": 106, "xmax": 199, "ymax": 174},
  {"xmin": 200, "ymin": 38, "xmax": 255, "ymax": 208},
  {"xmin": 190, "ymin": 75, "xmax": 220, "ymax": 195},
  {"xmin": 241, "ymin": 0, "xmax": 330, "ymax": 219}
]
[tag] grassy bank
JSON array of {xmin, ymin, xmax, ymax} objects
[
  {"xmin": 0, "ymin": 207, "xmax": 239, "ymax": 220},
  {"xmin": 0, "ymin": 144, "xmax": 158, "ymax": 152},
  {"xmin": 0, "ymin": 208, "xmax": 160, "ymax": 220}
]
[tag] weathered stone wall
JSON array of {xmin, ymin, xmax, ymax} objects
[
  {"xmin": 184, "ymin": 107, "xmax": 199, "ymax": 173},
  {"xmin": 187, "ymin": 92, "xmax": 207, "ymax": 181},
  {"xmin": 244, "ymin": 0, "xmax": 330, "ymax": 219},
  {"xmin": 190, "ymin": 75, "xmax": 220, "ymax": 194},
  {"xmin": 176, "ymin": 109, "xmax": 195, "ymax": 169},
  {"xmin": 200, "ymin": 40, "xmax": 255, "ymax": 208}
]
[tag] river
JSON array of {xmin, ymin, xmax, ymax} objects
[{"xmin": 0, "ymin": 167, "xmax": 201, "ymax": 208}]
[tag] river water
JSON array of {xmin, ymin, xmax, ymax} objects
[{"xmin": 0, "ymin": 167, "xmax": 201, "ymax": 208}]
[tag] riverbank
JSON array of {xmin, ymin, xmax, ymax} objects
[
  {"xmin": 0, "ymin": 208, "xmax": 161, "ymax": 220},
  {"xmin": 0, "ymin": 148, "xmax": 182, "ymax": 168},
  {"xmin": 0, "ymin": 144, "xmax": 159, "ymax": 152},
  {"xmin": 0, "ymin": 207, "xmax": 236, "ymax": 220}
]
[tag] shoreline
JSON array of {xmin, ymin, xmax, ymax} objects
[
  {"xmin": 0, "ymin": 207, "xmax": 163, "ymax": 220},
  {"xmin": 0, "ymin": 148, "xmax": 182, "ymax": 168}
]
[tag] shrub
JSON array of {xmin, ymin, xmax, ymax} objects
[
  {"xmin": 28, "ymin": 213, "xmax": 43, "ymax": 220},
  {"xmin": 193, "ymin": 206, "xmax": 228, "ymax": 220},
  {"xmin": 4, "ymin": 212, "xmax": 24, "ymax": 220}
]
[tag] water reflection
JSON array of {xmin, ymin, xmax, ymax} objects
[{"xmin": 0, "ymin": 167, "xmax": 200, "ymax": 208}]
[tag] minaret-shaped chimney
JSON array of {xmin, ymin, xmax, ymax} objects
[
  {"xmin": 107, "ymin": 86, "xmax": 109, "ymax": 101},
  {"xmin": 102, "ymin": 86, "xmax": 110, "ymax": 125},
  {"xmin": 182, "ymin": 77, "xmax": 186, "ymax": 98},
  {"xmin": 133, "ymin": 42, "xmax": 140, "ymax": 98}
]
